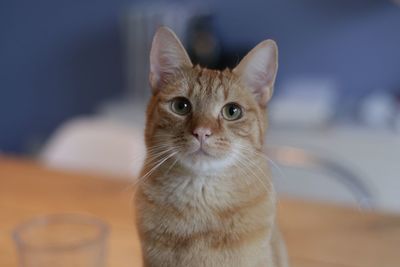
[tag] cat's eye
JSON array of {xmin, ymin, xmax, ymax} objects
[
  {"xmin": 221, "ymin": 103, "xmax": 242, "ymax": 121},
  {"xmin": 170, "ymin": 97, "xmax": 192, "ymax": 115}
]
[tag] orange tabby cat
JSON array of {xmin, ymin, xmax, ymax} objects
[{"xmin": 135, "ymin": 26, "xmax": 289, "ymax": 267}]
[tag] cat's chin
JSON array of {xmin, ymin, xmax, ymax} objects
[{"xmin": 178, "ymin": 152, "xmax": 235, "ymax": 174}]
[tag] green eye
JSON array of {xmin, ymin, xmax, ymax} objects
[
  {"xmin": 170, "ymin": 97, "xmax": 191, "ymax": 115},
  {"xmin": 222, "ymin": 103, "xmax": 242, "ymax": 121}
]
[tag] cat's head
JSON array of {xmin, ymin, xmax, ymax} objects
[{"xmin": 145, "ymin": 27, "xmax": 278, "ymax": 173}]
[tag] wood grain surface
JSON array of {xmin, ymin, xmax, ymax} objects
[{"xmin": 0, "ymin": 156, "xmax": 399, "ymax": 267}]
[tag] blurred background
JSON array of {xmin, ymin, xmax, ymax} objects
[{"xmin": 1, "ymin": 0, "xmax": 399, "ymax": 212}]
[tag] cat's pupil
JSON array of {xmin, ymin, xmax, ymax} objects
[
  {"xmin": 229, "ymin": 106, "xmax": 237, "ymax": 116},
  {"xmin": 178, "ymin": 102, "xmax": 187, "ymax": 110}
]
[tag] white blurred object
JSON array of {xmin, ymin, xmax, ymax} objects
[
  {"xmin": 97, "ymin": 98, "xmax": 147, "ymax": 128},
  {"xmin": 269, "ymin": 77, "xmax": 337, "ymax": 127},
  {"xmin": 268, "ymin": 146, "xmax": 374, "ymax": 210},
  {"xmin": 40, "ymin": 117, "xmax": 146, "ymax": 178},
  {"xmin": 359, "ymin": 91, "xmax": 397, "ymax": 128},
  {"xmin": 268, "ymin": 125, "xmax": 400, "ymax": 213},
  {"xmin": 395, "ymin": 113, "xmax": 400, "ymax": 132}
]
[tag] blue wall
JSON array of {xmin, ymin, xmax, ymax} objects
[
  {"xmin": 1, "ymin": 0, "xmax": 400, "ymax": 153},
  {"xmin": 0, "ymin": 0, "xmax": 134, "ymax": 152},
  {"xmin": 212, "ymin": 0, "xmax": 400, "ymax": 106}
]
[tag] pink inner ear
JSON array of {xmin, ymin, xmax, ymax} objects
[
  {"xmin": 150, "ymin": 53, "xmax": 182, "ymax": 89},
  {"xmin": 150, "ymin": 40, "xmax": 172, "ymax": 89},
  {"xmin": 234, "ymin": 40, "xmax": 278, "ymax": 105},
  {"xmin": 240, "ymin": 62, "xmax": 276, "ymax": 104},
  {"xmin": 149, "ymin": 59, "xmax": 161, "ymax": 88}
]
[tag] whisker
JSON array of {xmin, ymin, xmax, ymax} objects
[
  {"xmin": 165, "ymin": 157, "xmax": 179, "ymax": 176},
  {"xmin": 231, "ymin": 151, "xmax": 271, "ymax": 194},
  {"xmin": 238, "ymin": 155, "xmax": 271, "ymax": 194},
  {"xmin": 234, "ymin": 145, "xmax": 276, "ymax": 184},
  {"xmin": 127, "ymin": 150, "xmax": 177, "ymax": 219},
  {"xmin": 245, "ymin": 147, "xmax": 289, "ymax": 183},
  {"xmin": 234, "ymin": 144, "xmax": 282, "ymax": 204},
  {"xmin": 123, "ymin": 146, "xmax": 181, "ymax": 194},
  {"xmin": 135, "ymin": 151, "xmax": 179, "ymax": 188}
]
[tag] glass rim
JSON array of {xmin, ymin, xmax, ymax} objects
[{"xmin": 13, "ymin": 213, "xmax": 109, "ymax": 252}]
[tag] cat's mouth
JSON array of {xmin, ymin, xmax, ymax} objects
[
  {"xmin": 179, "ymin": 145, "xmax": 235, "ymax": 173},
  {"xmin": 190, "ymin": 147, "xmax": 212, "ymax": 157}
]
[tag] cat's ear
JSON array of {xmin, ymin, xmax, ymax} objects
[
  {"xmin": 149, "ymin": 26, "xmax": 193, "ymax": 91},
  {"xmin": 233, "ymin": 40, "xmax": 278, "ymax": 107}
]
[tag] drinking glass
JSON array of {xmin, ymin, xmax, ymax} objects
[{"xmin": 13, "ymin": 214, "xmax": 109, "ymax": 267}]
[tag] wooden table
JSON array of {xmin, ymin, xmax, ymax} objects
[{"xmin": 1, "ymin": 157, "xmax": 399, "ymax": 267}]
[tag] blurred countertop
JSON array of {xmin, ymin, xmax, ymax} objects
[{"xmin": 1, "ymin": 157, "xmax": 400, "ymax": 267}]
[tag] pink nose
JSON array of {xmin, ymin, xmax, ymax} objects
[{"xmin": 192, "ymin": 127, "xmax": 212, "ymax": 142}]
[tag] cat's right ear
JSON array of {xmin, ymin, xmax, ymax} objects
[{"xmin": 149, "ymin": 26, "xmax": 193, "ymax": 92}]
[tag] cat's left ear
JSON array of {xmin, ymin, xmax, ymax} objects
[{"xmin": 233, "ymin": 40, "xmax": 278, "ymax": 107}]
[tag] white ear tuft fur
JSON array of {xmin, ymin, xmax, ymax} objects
[
  {"xmin": 233, "ymin": 40, "xmax": 278, "ymax": 106},
  {"xmin": 149, "ymin": 26, "xmax": 192, "ymax": 91}
]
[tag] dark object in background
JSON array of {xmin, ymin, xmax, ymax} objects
[
  {"xmin": 217, "ymin": 47, "xmax": 248, "ymax": 70},
  {"xmin": 186, "ymin": 15, "xmax": 220, "ymax": 69},
  {"xmin": 185, "ymin": 14, "xmax": 249, "ymax": 71}
]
